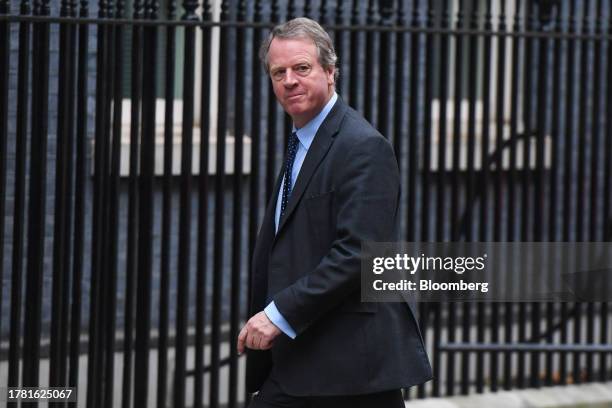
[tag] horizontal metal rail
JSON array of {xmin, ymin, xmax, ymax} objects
[
  {"xmin": 440, "ymin": 343, "xmax": 612, "ymax": 353},
  {"xmin": 0, "ymin": 15, "xmax": 610, "ymax": 41}
]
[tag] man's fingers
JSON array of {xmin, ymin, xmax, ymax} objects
[
  {"xmin": 238, "ymin": 314, "xmax": 278, "ymax": 353},
  {"xmin": 237, "ymin": 326, "xmax": 247, "ymax": 354},
  {"xmin": 238, "ymin": 327, "xmax": 247, "ymax": 343},
  {"xmin": 260, "ymin": 338, "xmax": 274, "ymax": 350},
  {"xmin": 246, "ymin": 333, "xmax": 257, "ymax": 350}
]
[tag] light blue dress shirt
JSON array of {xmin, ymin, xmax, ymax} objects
[{"xmin": 264, "ymin": 92, "xmax": 338, "ymax": 340}]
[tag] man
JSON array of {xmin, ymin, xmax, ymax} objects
[{"xmin": 237, "ymin": 18, "xmax": 432, "ymax": 408}]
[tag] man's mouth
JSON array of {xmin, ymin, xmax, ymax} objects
[{"xmin": 287, "ymin": 94, "xmax": 304, "ymax": 101}]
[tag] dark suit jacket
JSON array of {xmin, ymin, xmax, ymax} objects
[{"xmin": 247, "ymin": 97, "xmax": 432, "ymax": 396}]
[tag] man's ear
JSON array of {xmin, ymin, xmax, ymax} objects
[{"xmin": 327, "ymin": 66, "xmax": 335, "ymax": 85}]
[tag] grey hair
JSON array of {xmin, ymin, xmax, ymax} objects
[{"xmin": 259, "ymin": 17, "xmax": 339, "ymax": 82}]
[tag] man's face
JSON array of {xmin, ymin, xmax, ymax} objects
[{"xmin": 267, "ymin": 37, "xmax": 335, "ymax": 128}]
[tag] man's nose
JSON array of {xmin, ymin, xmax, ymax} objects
[{"xmin": 283, "ymin": 69, "xmax": 298, "ymax": 87}]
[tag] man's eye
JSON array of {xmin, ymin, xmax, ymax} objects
[
  {"xmin": 272, "ymin": 70, "xmax": 285, "ymax": 80},
  {"xmin": 296, "ymin": 65, "xmax": 310, "ymax": 73}
]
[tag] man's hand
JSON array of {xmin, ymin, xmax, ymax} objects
[{"xmin": 237, "ymin": 311, "xmax": 282, "ymax": 355}]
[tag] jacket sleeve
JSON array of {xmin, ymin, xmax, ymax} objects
[{"xmin": 272, "ymin": 134, "xmax": 400, "ymax": 335}]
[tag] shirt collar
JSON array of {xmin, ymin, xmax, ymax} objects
[{"xmin": 293, "ymin": 92, "xmax": 338, "ymax": 150}]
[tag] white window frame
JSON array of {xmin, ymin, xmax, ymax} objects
[
  {"xmin": 428, "ymin": 0, "xmax": 550, "ymax": 172},
  {"xmin": 112, "ymin": 0, "xmax": 252, "ymax": 177}
]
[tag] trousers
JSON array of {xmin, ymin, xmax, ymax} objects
[{"xmin": 248, "ymin": 375, "xmax": 405, "ymax": 408}]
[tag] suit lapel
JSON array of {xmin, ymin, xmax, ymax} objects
[
  {"xmin": 257, "ymin": 164, "xmax": 285, "ymax": 250},
  {"xmin": 249, "ymin": 162, "xmax": 286, "ymax": 313},
  {"xmin": 274, "ymin": 98, "xmax": 348, "ymax": 237}
]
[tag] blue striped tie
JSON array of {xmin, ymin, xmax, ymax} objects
[{"xmin": 280, "ymin": 132, "xmax": 299, "ymax": 219}]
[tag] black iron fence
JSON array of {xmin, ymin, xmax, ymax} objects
[{"xmin": 1, "ymin": 0, "xmax": 611, "ymax": 407}]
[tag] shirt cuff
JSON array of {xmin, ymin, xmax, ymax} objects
[{"xmin": 264, "ymin": 301, "xmax": 297, "ymax": 339}]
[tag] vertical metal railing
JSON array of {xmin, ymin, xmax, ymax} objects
[
  {"xmin": 544, "ymin": 0, "xmax": 562, "ymax": 389},
  {"xmin": 158, "ymin": 0, "xmax": 177, "ymax": 405},
  {"xmin": 363, "ymin": 0, "xmax": 375, "ymax": 124},
  {"xmin": 69, "ymin": 0, "xmax": 89, "ymax": 406},
  {"xmin": 0, "ymin": 0, "xmax": 8, "ymax": 372},
  {"xmin": 432, "ymin": 1, "xmax": 449, "ymax": 397},
  {"xmin": 265, "ymin": 0, "xmax": 278, "ymax": 201},
  {"xmin": 490, "ymin": 0, "xmax": 506, "ymax": 393},
  {"xmin": 50, "ymin": 0, "xmax": 76, "ymax": 405},
  {"xmin": 195, "ymin": 1, "xmax": 212, "ymax": 407},
  {"xmin": 8, "ymin": 0, "xmax": 31, "ymax": 404},
  {"xmin": 475, "ymin": 0, "xmax": 492, "ymax": 394},
  {"xmin": 87, "ymin": 0, "xmax": 108, "ymax": 404},
  {"xmin": 229, "ymin": 1, "xmax": 247, "ymax": 407},
  {"xmin": 210, "ymin": 2, "xmax": 229, "ymax": 407},
  {"xmin": 602, "ymin": 0, "xmax": 612, "ymax": 385},
  {"xmin": 348, "ymin": 0, "xmax": 359, "ymax": 110},
  {"xmin": 22, "ymin": 0, "xmax": 51, "ymax": 396},
  {"xmin": 133, "ymin": 0, "xmax": 158, "ymax": 406},
  {"xmin": 392, "ymin": 0, "xmax": 405, "ymax": 168},
  {"xmin": 174, "ymin": 0, "xmax": 197, "ymax": 406},
  {"xmin": 121, "ymin": 0, "xmax": 142, "ymax": 405},
  {"xmin": 504, "ymin": 0, "xmax": 521, "ymax": 391}
]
